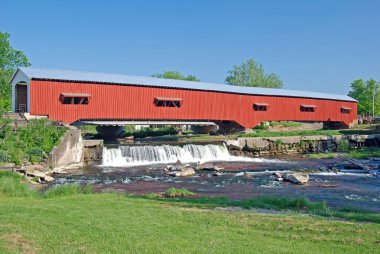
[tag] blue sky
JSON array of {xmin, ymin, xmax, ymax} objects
[{"xmin": 1, "ymin": 0, "xmax": 379, "ymax": 94}]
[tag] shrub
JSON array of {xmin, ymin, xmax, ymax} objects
[
  {"xmin": 18, "ymin": 119, "xmax": 66, "ymax": 154},
  {"xmin": 80, "ymin": 124, "xmax": 98, "ymax": 134},
  {"xmin": 27, "ymin": 147, "xmax": 45, "ymax": 157},
  {"xmin": 0, "ymin": 118, "xmax": 66, "ymax": 164},
  {"xmin": 0, "ymin": 171, "xmax": 35, "ymax": 197},
  {"xmin": 182, "ymin": 130, "xmax": 193, "ymax": 135},
  {"xmin": 0, "ymin": 150, "xmax": 10, "ymax": 163},
  {"xmin": 44, "ymin": 184, "xmax": 93, "ymax": 198},
  {"xmin": 124, "ymin": 125, "xmax": 135, "ymax": 133},
  {"xmin": 26, "ymin": 147, "xmax": 45, "ymax": 164},
  {"xmin": 275, "ymin": 139, "xmax": 283, "ymax": 145},
  {"xmin": 337, "ymin": 139, "xmax": 351, "ymax": 152},
  {"xmin": 164, "ymin": 188, "xmax": 195, "ymax": 197},
  {"xmin": 32, "ymin": 176, "xmax": 40, "ymax": 182},
  {"xmin": 254, "ymin": 122, "xmax": 268, "ymax": 130},
  {"xmin": 9, "ymin": 149, "xmax": 23, "ymax": 165},
  {"xmin": 123, "ymin": 126, "xmax": 178, "ymax": 138},
  {"xmin": 0, "ymin": 115, "xmax": 12, "ymax": 139}
]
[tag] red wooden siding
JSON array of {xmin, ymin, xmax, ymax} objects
[{"xmin": 30, "ymin": 80, "xmax": 357, "ymax": 127}]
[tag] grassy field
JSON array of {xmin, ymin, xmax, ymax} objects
[
  {"xmin": 269, "ymin": 121, "xmax": 303, "ymax": 128},
  {"xmin": 347, "ymin": 148, "xmax": 380, "ymax": 159},
  {"xmin": 1, "ymin": 193, "xmax": 380, "ymax": 254},
  {"xmin": 305, "ymin": 153, "xmax": 338, "ymax": 159},
  {"xmin": 0, "ymin": 173, "xmax": 380, "ymax": 253},
  {"xmin": 305, "ymin": 148, "xmax": 380, "ymax": 159},
  {"xmin": 239, "ymin": 129, "xmax": 342, "ymax": 138}
]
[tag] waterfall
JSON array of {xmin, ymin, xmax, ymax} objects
[{"xmin": 102, "ymin": 143, "xmax": 271, "ymax": 166}]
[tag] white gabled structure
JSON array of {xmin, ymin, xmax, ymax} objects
[{"xmin": 10, "ymin": 69, "xmax": 31, "ymax": 113}]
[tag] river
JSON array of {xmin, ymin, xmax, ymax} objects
[{"xmin": 52, "ymin": 142, "xmax": 380, "ymax": 212}]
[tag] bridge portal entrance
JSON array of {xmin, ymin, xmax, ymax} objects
[{"xmin": 15, "ymin": 82, "xmax": 27, "ymax": 112}]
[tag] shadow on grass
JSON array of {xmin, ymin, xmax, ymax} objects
[{"xmin": 339, "ymin": 128, "xmax": 380, "ymax": 135}]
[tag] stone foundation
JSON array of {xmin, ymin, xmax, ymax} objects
[
  {"xmin": 83, "ymin": 140, "xmax": 103, "ymax": 165},
  {"xmin": 48, "ymin": 129, "xmax": 84, "ymax": 169},
  {"xmin": 226, "ymin": 134, "xmax": 380, "ymax": 156}
]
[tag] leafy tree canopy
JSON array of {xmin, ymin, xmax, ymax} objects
[
  {"xmin": 0, "ymin": 32, "xmax": 30, "ymax": 111},
  {"xmin": 225, "ymin": 59, "xmax": 284, "ymax": 89},
  {"xmin": 348, "ymin": 79, "xmax": 380, "ymax": 116},
  {"xmin": 152, "ymin": 71, "xmax": 200, "ymax": 82}
]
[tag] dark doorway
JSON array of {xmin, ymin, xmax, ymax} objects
[{"xmin": 16, "ymin": 83, "xmax": 27, "ymax": 112}]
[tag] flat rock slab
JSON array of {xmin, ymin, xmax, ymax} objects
[
  {"xmin": 196, "ymin": 163, "xmax": 223, "ymax": 171},
  {"xmin": 43, "ymin": 175, "xmax": 55, "ymax": 182},
  {"xmin": 169, "ymin": 168, "xmax": 195, "ymax": 177},
  {"xmin": 283, "ymin": 173, "xmax": 309, "ymax": 184},
  {"xmin": 26, "ymin": 170, "xmax": 46, "ymax": 178}
]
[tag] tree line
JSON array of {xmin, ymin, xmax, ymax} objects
[{"xmin": 0, "ymin": 31, "xmax": 378, "ymax": 116}]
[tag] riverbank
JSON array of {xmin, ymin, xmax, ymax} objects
[
  {"xmin": 52, "ymin": 152, "xmax": 380, "ymax": 213},
  {"xmin": 0, "ymin": 173, "xmax": 379, "ymax": 253}
]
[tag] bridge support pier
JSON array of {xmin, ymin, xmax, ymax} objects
[
  {"xmin": 323, "ymin": 121, "xmax": 352, "ymax": 129},
  {"xmin": 191, "ymin": 125, "xmax": 218, "ymax": 134},
  {"xmin": 96, "ymin": 125, "xmax": 125, "ymax": 139},
  {"xmin": 216, "ymin": 121, "xmax": 246, "ymax": 134}
]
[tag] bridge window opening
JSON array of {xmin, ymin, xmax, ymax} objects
[
  {"xmin": 154, "ymin": 97, "xmax": 183, "ymax": 107},
  {"xmin": 60, "ymin": 93, "xmax": 91, "ymax": 105},
  {"xmin": 300, "ymin": 105, "xmax": 316, "ymax": 112},
  {"xmin": 253, "ymin": 103, "xmax": 269, "ymax": 111},
  {"xmin": 340, "ymin": 107, "xmax": 351, "ymax": 114}
]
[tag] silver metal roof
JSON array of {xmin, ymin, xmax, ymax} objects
[{"xmin": 15, "ymin": 67, "xmax": 356, "ymax": 102}]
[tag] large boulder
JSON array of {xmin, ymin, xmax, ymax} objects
[
  {"xmin": 166, "ymin": 162, "xmax": 190, "ymax": 172},
  {"xmin": 195, "ymin": 162, "xmax": 223, "ymax": 171},
  {"xmin": 43, "ymin": 175, "xmax": 55, "ymax": 182},
  {"xmin": 168, "ymin": 167, "xmax": 195, "ymax": 177},
  {"xmin": 283, "ymin": 173, "xmax": 309, "ymax": 184},
  {"xmin": 25, "ymin": 170, "xmax": 46, "ymax": 178}
]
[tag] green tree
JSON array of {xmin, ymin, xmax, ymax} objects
[
  {"xmin": 348, "ymin": 79, "xmax": 380, "ymax": 116},
  {"xmin": 225, "ymin": 59, "xmax": 284, "ymax": 88},
  {"xmin": 0, "ymin": 32, "xmax": 30, "ymax": 111},
  {"xmin": 152, "ymin": 71, "xmax": 200, "ymax": 81}
]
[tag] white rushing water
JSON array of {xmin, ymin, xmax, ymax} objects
[{"xmin": 102, "ymin": 143, "xmax": 284, "ymax": 167}]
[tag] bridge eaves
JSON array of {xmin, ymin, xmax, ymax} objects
[{"xmin": 17, "ymin": 67, "xmax": 356, "ymax": 102}]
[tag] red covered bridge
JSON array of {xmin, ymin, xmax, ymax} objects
[{"xmin": 11, "ymin": 67, "xmax": 357, "ymax": 132}]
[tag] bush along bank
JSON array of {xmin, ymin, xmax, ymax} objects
[
  {"xmin": 120, "ymin": 126, "xmax": 178, "ymax": 139},
  {"xmin": 0, "ymin": 116, "xmax": 67, "ymax": 166}
]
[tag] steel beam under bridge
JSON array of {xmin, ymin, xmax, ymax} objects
[{"xmin": 77, "ymin": 120, "xmax": 217, "ymax": 126}]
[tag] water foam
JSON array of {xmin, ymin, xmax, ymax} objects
[{"xmin": 102, "ymin": 143, "xmax": 284, "ymax": 167}]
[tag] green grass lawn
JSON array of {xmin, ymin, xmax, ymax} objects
[
  {"xmin": 0, "ymin": 172, "xmax": 379, "ymax": 253},
  {"xmin": 1, "ymin": 193, "xmax": 380, "ymax": 254},
  {"xmin": 305, "ymin": 148, "xmax": 380, "ymax": 160},
  {"xmin": 347, "ymin": 148, "xmax": 380, "ymax": 159},
  {"xmin": 305, "ymin": 153, "xmax": 338, "ymax": 159},
  {"xmin": 269, "ymin": 121, "xmax": 303, "ymax": 128},
  {"xmin": 239, "ymin": 129, "xmax": 342, "ymax": 138}
]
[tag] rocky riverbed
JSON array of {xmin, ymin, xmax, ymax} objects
[{"xmin": 50, "ymin": 156, "xmax": 380, "ymax": 213}]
